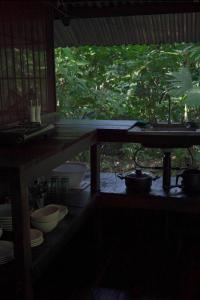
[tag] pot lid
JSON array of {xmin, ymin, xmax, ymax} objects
[{"xmin": 127, "ymin": 169, "xmax": 151, "ymax": 179}]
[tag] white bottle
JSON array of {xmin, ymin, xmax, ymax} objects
[
  {"xmin": 30, "ymin": 101, "xmax": 36, "ymax": 123},
  {"xmin": 35, "ymin": 105, "xmax": 41, "ymax": 123}
]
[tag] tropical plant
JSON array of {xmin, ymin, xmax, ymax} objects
[
  {"xmin": 168, "ymin": 45, "xmax": 200, "ymax": 121},
  {"xmin": 55, "ymin": 43, "xmax": 200, "ymax": 170}
]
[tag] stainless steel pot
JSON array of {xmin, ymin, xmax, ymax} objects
[
  {"xmin": 176, "ymin": 169, "xmax": 200, "ymax": 193},
  {"xmin": 118, "ymin": 169, "xmax": 159, "ymax": 193}
]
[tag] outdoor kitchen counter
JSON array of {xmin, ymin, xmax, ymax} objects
[
  {"xmin": 0, "ymin": 119, "xmax": 136, "ymax": 180},
  {"xmin": 1, "ymin": 119, "xmax": 200, "ymax": 177},
  {"xmin": 53, "ymin": 118, "xmax": 200, "ymax": 149},
  {"xmin": 1, "ymin": 118, "xmax": 200, "ymax": 195},
  {"xmin": 1, "ymin": 119, "xmax": 200, "ymax": 299}
]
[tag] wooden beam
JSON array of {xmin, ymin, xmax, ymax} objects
[{"xmin": 65, "ymin": 3, "xmax": 200, "ymax": 19}]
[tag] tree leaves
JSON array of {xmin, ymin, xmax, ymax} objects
[
  {"xmin": 186, "ymin": 88, "xmax": 200, "ymax": 106},
  {"xmin": 55, "ymin": 43, "xmax": 200, "ymax": 121},
  {"xmin": 168, "ymin": 67, "xmax": 193, "ymax": 97}
]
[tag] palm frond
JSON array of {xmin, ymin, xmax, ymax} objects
[
  {"xmin": 185, "ymin": 87, "xmax": 200, "ymax": 106},
  {"xmin": 168, "ymin": 67, "xmax": 193, "ymax": 97}
]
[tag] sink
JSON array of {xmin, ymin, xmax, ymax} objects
[
  {"xmin": 128, "ymin": 122, "xmax": 200, "ymax": 148},
  {"xmin": 141, "ymin": 122, "xmax": 198, "ymax": 132}
]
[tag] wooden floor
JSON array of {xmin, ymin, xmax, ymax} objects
[{"xmin": 34, "ymin": 224, "xmax": 187, "ymax": 300}]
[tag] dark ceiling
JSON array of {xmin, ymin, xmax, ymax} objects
[{"xmin": 53, "ymin": 0, "xmax": 200, "ymax": 46}]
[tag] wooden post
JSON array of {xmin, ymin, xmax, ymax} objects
[
  {"xmin": 90, "ymin": 144, "xmax": 101, "ymax": 195},
  {"xmin": 10, "ymin": 168, "xmax": 33, "ymax": 300}
]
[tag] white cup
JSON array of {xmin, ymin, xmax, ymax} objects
[
  {"xmin": 30, "ymin": 106, "xmax": 36, "ymax": 122},
  {"xmin": 35, "ymin": 105, "xmax": 41, "ymax": 123}
]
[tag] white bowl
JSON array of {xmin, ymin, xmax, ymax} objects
[
  {"xmin": 47, "ymin": 204, "xmax": 68, "ymax": 222},
  {"xmin": 30, "ymin": 228, "xmax": 44, "ymax": 247},
  {"xmin": 52, "ymin": 162, "xmax": 87, "ymax": 188},
  {"xmin": 31, "ymin": 205, "xmax": 59, "ymax": 223},
  {"xmin": 31, "ymin": 219, "xmax": 58, "ymax": 233},
  {"xmin": 30, "ymin": 228, "xmax": 43, "ymax": 241}
]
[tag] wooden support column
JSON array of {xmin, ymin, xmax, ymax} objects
[
  {"xmin": 10, "ymin": 168, "xmax": 33, "ymax": 300},
  {"xmin": 90, "ymin": 144, "xmax": 101, "ymax": 195},
  {"xmin": 46, "ymin": 5, "xmax": 57, "ymax": 113},
  {"xmin": 163, "ymin": 151, "xmax": 171, "ymax": 191}
]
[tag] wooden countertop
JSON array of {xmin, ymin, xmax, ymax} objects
[
  {"xmin": 0, "ymin": 119, "xmax": 137, "ymax": 180},
  {"xmin": 0, "ymin": 118, "xmax": 200, "ymax": 177}
]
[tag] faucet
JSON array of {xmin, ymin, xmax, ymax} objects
[{"xmin": 168, "ymin": 95, "xmax": 171, "ymax": 124}]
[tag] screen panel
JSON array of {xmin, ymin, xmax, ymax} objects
[{"xmin": 0, "ymin": 2, "xmax": 55, "ymax": 125}]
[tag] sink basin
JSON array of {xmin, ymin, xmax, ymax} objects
[
  {"xmin": 142, "ymin": 122, "xmax": 197, "ymax": 132},
  {"xmin": 128, "ymin": 122, "xmax": 200, "ymax": 148}
]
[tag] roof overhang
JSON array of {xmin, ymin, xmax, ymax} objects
[{"xmin": 53, "ymin": 1, "xmax": 200, "ymax": 46}]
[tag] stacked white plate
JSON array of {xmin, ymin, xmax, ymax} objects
[
  {"xmin": 0, "ymin": 204, "xmax": 12, "ymax": 232},
  {"xmin": 30, "ymin": 228, "xmax": 44, "ymax": 247},
  {"xmin": 0, "ymin": 240, "xmax": 14, "ymax": 265},
  {"xmin": 31, "ymin": 204, "xmax": 69, "ymax": 233},
  {"xmin": 31, "ymin": 205, "xmax": 60, "ymax": 233}
]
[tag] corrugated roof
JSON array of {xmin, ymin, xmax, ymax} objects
[{"xmin": 54, "ymin": 12, "xmax": 200, "ymax": 47}]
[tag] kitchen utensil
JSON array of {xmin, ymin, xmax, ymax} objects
[
  {"xmin": 46, "ymin": 204, "xmax": 69, "ymax": 221},
  {"xmin": 52, "ymin": 162, "xmax": 87, "ymax": 189},
  {"xmin": 118, "ymin": 169, "xmax": 159, "ymax": 193},
  {"xmin": 176, "ymin": 169, "xmax": 200, "ymax": 193},
  {"xmin": 31, "ymin": 219, "xmax": 58, "ymax": 233},
  {"xmin": 31, "ymin": 205, "xmax": 59, "ymax": 223}
]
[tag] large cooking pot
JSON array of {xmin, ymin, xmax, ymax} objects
[
  {"xmin": 118, "ymin": 169, "xmax": 159, "ymax": 193},
  {"xmin": 176, "ymin": 169, "xmax": 200, "ymax": 193}
]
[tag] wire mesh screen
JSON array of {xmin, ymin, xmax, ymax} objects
[{"xmin": 0, "ymin": 2, "xmax": 55, "ymax": 125}]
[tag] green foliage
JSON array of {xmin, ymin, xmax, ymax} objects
[
  {"xmin": 168, "ymin": 67, "xmax": 193, "ymax": 97},
  {"xmin": 55, "ymin": 43, "xmax": 200, "ymax": 122},
  {"xmin": 55, "ymin": 44, "xmax": 200, "ymax": 171}
]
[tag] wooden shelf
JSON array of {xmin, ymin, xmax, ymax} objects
[
  {"xmin": 32, "ymin": 190, "xmax": 94, "ymax": 283},
  {"xmin": 0, "ymin": 121, "xmax": 97, "ymax": 299},
  {"xmin": 0, "ymin": 189, "xmax": 94, "ymax": 289},
  {"xmin": 0, "ymin": 127, "xmax": 96, "ymax": 183},
  {"xmin": 2, "ymin": 119, "xmax": 200, "ymax": 298},
  {"xmin": 95, "ymin": 173, "xmax": 200, "ymax": 214}
]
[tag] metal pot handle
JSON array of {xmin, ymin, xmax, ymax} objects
[
  {"xmin": 117, "ymin": 173, "xmax": 125, "ymax": 180},
  {"xmin": 152, "ymin": 175, "xmax": 160, "ymax": 181}
]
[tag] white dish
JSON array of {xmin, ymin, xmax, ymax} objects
[
  {"xmin": 0, "ymin": 257, "xmax": 13, "ymax": 265},
  {"xmin": 46, "ymin": 204, "xmax": 68, "ymax": 222},
  {"xmin": 31, "ymin": 219, "xmax": 58, "ymax": 233},
  {"xmin": 0, "ymin": 216, "xmax": 12, "ymax": 220},
  {"xmin": 0, "ymin": 214, "xmax": 13, "ymax": 232},
  {"xmin": 31, "ymin": 205, "xmax": 59, "ymax": 223},
  {"xmin": 30, "ymin": 228, "xmax": 43, "ymax": 241},
  {"xmin": 31, "ymin": 236, "xmax": 44, "ymax": 247},
  {"xmin": 52, "ymin": 162, "xmax": 87, "ymax": 189},
  {"xmin": 0, "ymin": 219, "xmax": 12, "ymax": 224},
  {"xmin": 0, "ymin": 225, "xmax": 12, "ymax": 232}
]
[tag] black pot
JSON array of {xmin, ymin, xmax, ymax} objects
[
  {"xmin": 118, "ymin": 169, "xmax": 158, "ymax": 193},
  {"xmin": 176, "ymin": 169, "xmax": 200, "ymax": 193}
]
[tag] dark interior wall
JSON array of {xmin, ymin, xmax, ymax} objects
[{"xmin": 0, "ymin": 1, "xmax": 56, "ymax": 125}]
